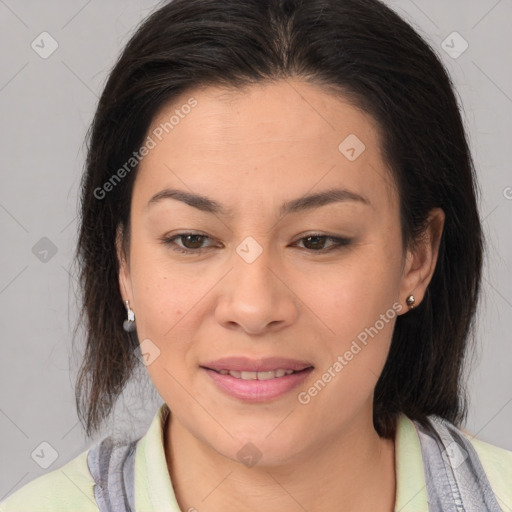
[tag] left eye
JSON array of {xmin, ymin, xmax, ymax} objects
[
  {"xmin": 161, "ymin": 232, "xmax": 351, "ymax": 254},
  {"xmin": 162, "ymin": 233, "xmax": 214, "ymax": 253},
  {"xmin": 295, "ymin": 235, "xmax": 351, "ymax": 251}
]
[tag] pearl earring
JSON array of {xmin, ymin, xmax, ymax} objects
[
  {"xmin": 123, "ymin": 300, "xmax": 136, "ymax": 332},
  {"xmin": 406, "ymin": 295, "xmax": 416, "ymax": 309}
]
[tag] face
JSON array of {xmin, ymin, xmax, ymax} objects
[{"xmin": 117, "ymin": 79, "xmax": 443, "ymax": 466}]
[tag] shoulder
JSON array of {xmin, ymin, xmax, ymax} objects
[
  {"xmin": 464, "ymin": 432, "xmax": 512, "ymax": 509},
  {"xmin": 0, "ymin": 447, "xmax": 98, "ymax": 512},
  {"xmin": 407, "ymin": 414, "xmax": 512, "ymax": 508}
]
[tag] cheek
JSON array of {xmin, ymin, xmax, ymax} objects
[
  {"xmin": 128, "ymin": 241, "xmax": 195, "ymax": 339},
  {"xmin": 129, "ymin": 253, "xmax": 200, "ymax": 401},
  {"xmin": 301, "ymin": 245, "xmax": 401, "ymax": 392},
  {"xmin": 303, "ymin": 247, "xmax": 400, "ymax": 334}
]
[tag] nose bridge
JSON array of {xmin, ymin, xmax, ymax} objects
[
  {"xmin": 215, "ymin": 235, "xmax": 297, "ymax": 333},
  {"xmin": 232, "ymin": 235, "xmax": 278, "ymax": 304}
]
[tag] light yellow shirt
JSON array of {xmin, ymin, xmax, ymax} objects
[{"xmin": 1, "ymin": 403, "xmax": 511, "ymax": 511}]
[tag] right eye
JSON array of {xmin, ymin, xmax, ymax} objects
[
  {"xmin": 293, "ymin": 234, "xmax": 352, "ymax": 252},
  {"xmin": 161, "ymin": 232, "xmax": 216, "ymax": 254}
]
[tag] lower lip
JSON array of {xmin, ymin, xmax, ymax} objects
[{"xmin": 202, "ymin": 367, "xmax": 314, "ymax": 402}]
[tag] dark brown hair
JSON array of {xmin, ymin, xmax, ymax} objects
[{"xmin": 74, "ymin": 0, "xmax": 484, "ymax": 439}]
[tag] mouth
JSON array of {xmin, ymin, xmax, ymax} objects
[
  {"xmin": 207, "ymin": 367, "xmax": 313, "ymax": 380},
  {"xmin": 200, "ymin": 356, "xmax": 314, "ymax": 373},
  {"xmin": 200, "ymin": 357, "xmax": 315, "ymax": 402}
]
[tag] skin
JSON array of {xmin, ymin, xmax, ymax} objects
[{"xmin": 117, "ymin": 78, "xmax": 445, "ymax": 511}]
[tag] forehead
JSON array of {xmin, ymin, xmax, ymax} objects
[{"xmin": 134, "ymin": 79, "xmax": 396, "ymax": 212}]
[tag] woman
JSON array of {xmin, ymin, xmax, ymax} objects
[{"xmin": 1, "ymin": 0, "xmax": 511, "ymax": 510}]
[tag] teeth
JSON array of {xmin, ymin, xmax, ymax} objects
[{"xmin": 217, "ymin": 369, "xmax": 297, "ymax": 380}]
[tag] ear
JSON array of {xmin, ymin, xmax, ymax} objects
[
  {"xmin": 398, "ymin": 207, "xmax": 445, "ymax": 312},
  {"xmin": 116, "ymin": 224, "xmax": 133, "ymax": 303}
]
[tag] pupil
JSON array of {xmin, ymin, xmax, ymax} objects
[
  {"xmin": 184, "ymin": 234, "xmax": 204, "ymax": 248},
  {"xmin": 305, "ymin": 236, "xmax": 323, "ymax": 250}
]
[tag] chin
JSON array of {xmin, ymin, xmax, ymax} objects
[{"xmin": 212, "ymin": 426, "xmax": 306, "ymax": 468}]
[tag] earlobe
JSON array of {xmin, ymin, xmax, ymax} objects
[
  {"xmin": 116, "ymin": 226, "xmax": 137, "ymax": 333},
  {"xmin": 399, "ymin": 208, "xmax": 445, "ymax": 312}
]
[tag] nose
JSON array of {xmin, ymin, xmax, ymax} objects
[{"xmin": 214, "ymin": 243, "xmax": 299, "ymax": 335}]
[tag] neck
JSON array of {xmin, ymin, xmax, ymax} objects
[{"xmin": 164, "ymin": 410, "xmax": 396, "ymax": 512}]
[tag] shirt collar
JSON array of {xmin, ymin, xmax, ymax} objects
[
  {"xmin": 134, "ymin": 403, "xmax": 428, "ymax": 511},
  {"xmin": 134, "ymin": 402, "xmax": 181, "ymax": 511},
  {"xmin": 394, "ymin": 414, "xmax": 429, "ymax": 511}
]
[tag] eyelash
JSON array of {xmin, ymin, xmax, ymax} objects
[{"xmin": 160, "ymin": 232, "xmax": 352, "ymax": 255}]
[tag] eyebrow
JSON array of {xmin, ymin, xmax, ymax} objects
[{"xmin": 146, "ymin": 187, "xmax": 370, "ymax": 217}]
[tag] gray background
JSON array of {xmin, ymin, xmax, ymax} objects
[{"xmin": 1, "ymin": 0, "xmax": 511, "ymax": 501}]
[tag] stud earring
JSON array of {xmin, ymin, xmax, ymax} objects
[
  {"xmin": 123, "ymin": 300, "xmax": 136, "ymax": 332},
  {"xmin": 406, "ymin": 295, "xmax": 416, "ymax": 309}
]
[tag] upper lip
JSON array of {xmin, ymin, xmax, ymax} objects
[{"xmin": 201, "ymin": 356, "xmax": 314, "ymax": 372}]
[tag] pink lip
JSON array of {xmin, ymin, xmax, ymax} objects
[
  {"xmin": 201, "ymin": 356, "xmax": 313, "ymax": 372},
  {"xmin": 202, "ymin": 366, "xmax": 314, "ymax": 403}
]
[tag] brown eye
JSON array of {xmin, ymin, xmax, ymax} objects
[
  {"xmin": 178, "ymin": 234, "xmax": 207, "ymax": 250},
  {"xmin": 161, "ymin": 232, "xmax": 215, "ymax": 254},
  {"xmin": 296, "ymin": 235, "xmax": 351, "ymax": 252}
]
